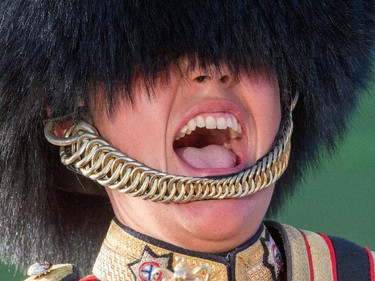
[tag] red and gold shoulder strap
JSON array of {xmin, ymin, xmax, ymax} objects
[{"xmin": 265, "ymin": 221, "xmax": 375, "ymax": 281}]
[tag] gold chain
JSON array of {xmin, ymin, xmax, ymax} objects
[{"xmin": 44, "ymin": 94, "xmax": 297, "ymax": 203}]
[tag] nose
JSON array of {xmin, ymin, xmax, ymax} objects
[{"xmin": 188, "ymin": 65, "xmax": 234, "ymax": 88}]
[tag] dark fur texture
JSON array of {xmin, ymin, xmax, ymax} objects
[{"xmin": 0, "ymin": 0, "xmax": 374, "ymax": 274}]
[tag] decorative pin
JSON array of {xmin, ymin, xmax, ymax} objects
[
  {"xmin": 27, "ymin": 261, "xmax": 53, "ymax": 277},
  {"xmin": 128, "ymin": 246, "xmax": 172, "ymax": 280},
  {"xmin": 152, "ymin": 257, "xmax": 211, "ymax": 281}
]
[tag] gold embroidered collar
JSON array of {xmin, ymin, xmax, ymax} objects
[{"xmin": 92, "ymin": 219, "xmax": 283, "ymax": 281}]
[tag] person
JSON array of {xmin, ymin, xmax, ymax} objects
[{"xmin": 0, "ymin": 1, "xmax": 374, "ymax": 280}]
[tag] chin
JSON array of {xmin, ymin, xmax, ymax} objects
[{"xmin": 168, "ymin": 188, "xmax": 272, "ymax": 252}]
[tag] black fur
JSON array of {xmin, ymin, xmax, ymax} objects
[{"xmin": 0, "ymin": 0, "xmax": 374, "ymax": 274}]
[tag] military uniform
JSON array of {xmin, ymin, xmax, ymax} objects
[{"xmin": 25, "ymin": 219, "xmax": 375, "ymax": 280}]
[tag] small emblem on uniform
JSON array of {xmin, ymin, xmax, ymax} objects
[
  {"xmin": 139, "ymin": 261, "xmax": 162, "ymax": 281},
  {"xmin": 129, "ymin": 246, "xmax": 172, "ymax": 281},
  {"xmin": 27, "ymin": 261, "xmax": 53, "ymax": 277},
  {"xmin": 261, "ymin": 233, "xmax": 283, "ymax": 279}
]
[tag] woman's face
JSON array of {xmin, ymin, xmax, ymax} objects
[{"xmin": 92, "ymin": 64, "xmax": 281, "ymax": 253}]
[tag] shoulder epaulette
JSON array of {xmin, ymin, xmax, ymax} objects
[{"xmin": 265, "ymin": 221, "xmax": 375, "ymax": 281}]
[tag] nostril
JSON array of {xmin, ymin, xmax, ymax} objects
[
  {"xmin": 220, "ymin": 75, "xmax": 229, "ymax": 83},
  {"xmin": 195, "ymin": 75, "xmax": 210, "ymax": 83}
]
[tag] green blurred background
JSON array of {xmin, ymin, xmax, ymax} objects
[{"xmin": 1, "ymin": 81, "xmax": 374, "ymax": 280}]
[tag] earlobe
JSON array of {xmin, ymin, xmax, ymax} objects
[
  {"xmin": 54, "ymin": 120, "xmax": 75, "ymax": 138},
  {"xmin": 44, "ymin": 107, "xmax": 75, "ymax": 137},
  {"xmin": 45, "ymin": 100, "xmax": 89, "ymax": 138}
]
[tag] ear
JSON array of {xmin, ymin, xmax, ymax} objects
[
  {"xmin": 54, "ymin": 120, "xmax": 75, "ymax": 138},
  {"xmin": 46, "ymin": 100, "xmax": 86, "ymax": 137}
]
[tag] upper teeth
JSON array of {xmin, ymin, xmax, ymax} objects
[{"xmin": 176, "ymin": 114, "xmax": 243, "ymax": 140}]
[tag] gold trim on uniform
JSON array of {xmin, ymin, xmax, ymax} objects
[
  {"xmin": 265, "ymin": 222, "xmax": 355, "ymax": 281},
  {"xmin": 92, "ymin": 220, "xmax": 282, "ymax": 281},
  {"xmin": 303, "ymin": 230, "xmax": 334, "ymax": 281},
  {"xmin": 281, "ymin": 224, "xmax": 311, "ymax": 280},
  {"xmin": 235, "ymin": 236, "xmax": 280, "ymax": 281}
]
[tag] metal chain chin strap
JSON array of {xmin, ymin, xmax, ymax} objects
[{"xmin": 44, "ymin": 94, "xmax": 298, "ymax": 203}]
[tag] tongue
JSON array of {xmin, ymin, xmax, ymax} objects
[{"xmin": 176, "ymin": 144, "xmax": 237, "ymax": 169}]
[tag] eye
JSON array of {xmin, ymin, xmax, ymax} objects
[
  {"xmin": 195, "ymin": 75, "xmax": 209, "ymax": 83},
  {"xmin": 220, "ymin": 75, "xmax": 229, "ymax": 83}
]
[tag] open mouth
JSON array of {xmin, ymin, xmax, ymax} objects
[{"xmin": 173, "ymin": 113, "xmax": 245, "ymax": 170}]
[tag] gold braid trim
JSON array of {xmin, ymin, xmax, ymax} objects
[
  {"xmin": 44, "ymin": 94, "xmax": 297, "ymax": 203},
  {"xmin": 92, "ymin": 220, "xmax": 280, "ymax": 281}
]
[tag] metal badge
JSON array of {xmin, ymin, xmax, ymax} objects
[
  {"xmin": 152, "ymin": 258, "xmax": 211, "ymax": 281},
  {"xmin": 27, "ymin": 261, "xmax": 53, "ymax": 277}
]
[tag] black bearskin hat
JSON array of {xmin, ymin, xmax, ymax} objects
[{"xmin": 0, "ymin": 0, "xmax": 374, "ymax": 274}]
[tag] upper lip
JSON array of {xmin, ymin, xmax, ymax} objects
[{"xmin": 174, "ymin": 99, "xmax": 248, "ymax": 139}]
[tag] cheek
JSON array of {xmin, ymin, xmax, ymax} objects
[
  {"xmin": 243, "ymin": 77, "xmax": 281, "ymax": 158},
  {"xmin": 255, "ymin": 90, "xmax": 281, "ymax": 145},
  {"xmin": 91, "ymin": 95, "xmax": 172, "ymax": 170}
]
